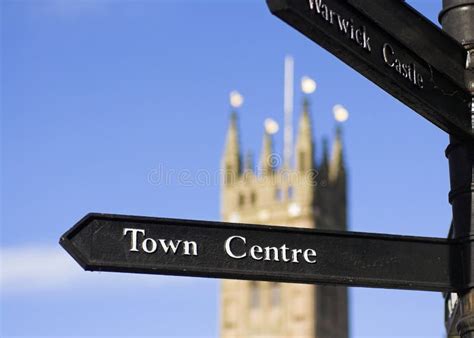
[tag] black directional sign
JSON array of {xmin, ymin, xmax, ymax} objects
[
  {"xmin": 61, "ymin": 213, "xmax": 470, "ymax": 292},
  {"xmin": 266, "ymin": 0, "xmax": 472, "ymax": 140}
]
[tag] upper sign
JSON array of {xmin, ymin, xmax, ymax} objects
[
  {"xmin": 61, "ymin": 213, "xmax": 467, "ymax": 292},
  {"xmin": 266, "ymin": 0, "xmax": 472, "ymax": 140}
]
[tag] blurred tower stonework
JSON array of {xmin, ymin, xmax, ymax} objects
[{"xmin": 219, "ymin": 99, "xmax": 349, "ymax": 338}]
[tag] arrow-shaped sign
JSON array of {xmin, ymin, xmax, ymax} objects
[
  {"xmin": 61, "ymin": 213, "xmax": 470, "ymax": 292},
  {"xmin": 266, "ymin": 0, "xmax": 472, "ymax": 140}
]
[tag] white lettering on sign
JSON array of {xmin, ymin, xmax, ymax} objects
[
  {"xmin": 447, "ymin": 293, "xmax": 459, "ymax": 318},
  {"xmin": 308, "ymin": 0, "xmax": 372, "ymax": 52},
  {"xmin": 224, "ymin": 235, "xmax": 317, "ymax": 264},
  {"xmin": 123, "ymin": 228, "xmax": 145, "ymax": 252},
  {"xmin": 306, "ymin": 1, "xmax": 425, "ymax": 90},
  {"xmin": 225, "ymin": 235, "xmax": 247, "ymax": 259},
  {"xmin": 123, "ymin": 228, "xmax": 198, "ymax": 256},
  {"xmin": 382, "ymin": 43, "xmax": 424, "ymax": 88}
]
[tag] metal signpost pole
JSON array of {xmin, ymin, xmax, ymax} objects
[{"xmin": 440, "ymin": 1, "xmax": 474, "ymax": 337}]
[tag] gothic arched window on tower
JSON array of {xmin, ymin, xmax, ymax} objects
[
  {"xmin": 238, "ymin": 193, "xmax": 245, "ymax": 207},
  {"xmin": 225, "ymin": 164, "xmax": 232, "ymax": 184},
  {"xmin": 288, "ymin": 186, "xmax": 294, "ymax": 200},
  {"xmin": 271, "ymin": 282, "xmax": 281, "ymax": 307},
  {"xmin": 299, "ymin": 151, "xmax": 305, "ymax": 171},
  {"xmin": 275, "ymin": 188, "xmax": 283, "ymax": 202},
  {"xmin": 250, "ymin": 191, "xmax": 257, "ymax": 206},
  {"xmin": 250, "ymin": 281, "xmax": 259, "ymax": 309}
]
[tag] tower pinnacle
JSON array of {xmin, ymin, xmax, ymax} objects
[
  {"xmin": 295, "ymin": 99, "xmax": 314, "ymax": 172},
  {"xmin": 329, "ymin": 125, "xmax": 345, "ymax": 183},
  {"xmin": 221, "ymin": 111, "xmax": 241, "ymax": 185},
  {"xmin": 260, "ymin": 130, "xmax": 274, "ymax": 175}
]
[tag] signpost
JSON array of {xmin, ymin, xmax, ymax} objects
[
  {"xmin": 264, "ymin": 0, "xmax": 473, "ymax": 336},
  {"xmin": 266, "ymin": 0, "xmax": 472, "ymax": 141},
  {"xmin": 61, "ymin": 213, "xmax": 471, "ymax": 292},
  {"xmin": 61, "ymin": 0, "xmax": 474, "ymax": 336}
]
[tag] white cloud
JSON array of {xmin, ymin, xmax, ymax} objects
[
  {"xmin": 1, "ymin": 245, "xmax": 80, "ymax": 290},
  {"xmin": 1, "ymin": 245, "xmax": 193, "ymax": 293}
]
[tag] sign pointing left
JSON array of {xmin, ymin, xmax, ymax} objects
[{"xmin": 60, "ymin": 213, "xmax": 466, "ymax": 292}]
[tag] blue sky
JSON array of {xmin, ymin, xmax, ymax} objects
[{"xmin": 2, "ymin": 0, "xmax": 452, "ymax": 337}]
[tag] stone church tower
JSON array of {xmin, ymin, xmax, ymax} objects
[{"xmin": 219, "ymin": 97, "xmax": 349, "ymax": 338}]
